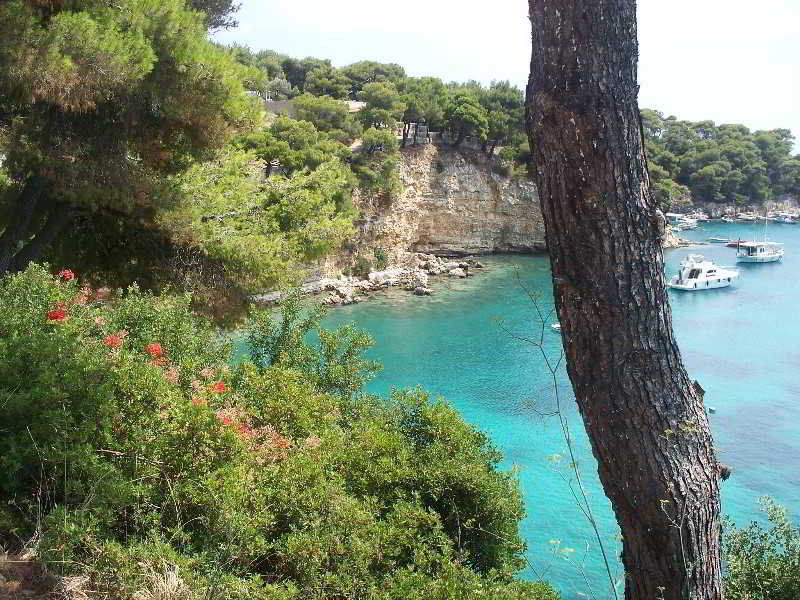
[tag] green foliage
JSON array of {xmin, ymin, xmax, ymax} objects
[
  {"xmin": 362, "ymin": 127, "xmax": 399, "ymax": 155},
  {"xmin": 373, "ymin": 247, "xmax": 388, "ymax": 270},
  {"xmin": 341, "ymin": 61, "xmax": 406, "ymax": 99},
  {"xmin": 292, "ymin": 93, "xmax": 362, "ymax": 141},
  {"xmin": 304, "ymin": 64, "xmax": 351, "ymax": 99},
  {"xmin": 0, "ymin": 265, "xmax": 557, "ymax": 600},
  {"xmin": 444, "ymin": 93, "xmax": 489, "ymax": 147},
  {"xmin": 724, "ymin": 498, "xmax": 800, "ymax": 600},
  {"xmin": 358, "ymin": 82, "xmax": 407, "ymax": 129},
  {"xmin": 281, "ymin": 56, "xmax": 331, "ymax": 91},
  {"xmin": 642, "ymin": 109, "xmax": 799, "ymax": 206}
]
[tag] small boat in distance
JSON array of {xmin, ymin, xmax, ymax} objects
[
  {"xmin": 708, "ymin": 237, "xmax": 730, "ymax": 243},
  {"xmin": 726, "ymin": 238, "xmax": 746, "ymax": 247},
  {"xmin": 550, "ymin": 322, "xmax": 561, "ymax": 332},
  {"xmin": 667, "ymin": 254, "xmax": 739, "ymax": 291},
  {"xmin": 736, "ymin": 241, "xmax": 784, "ymax": 263}
]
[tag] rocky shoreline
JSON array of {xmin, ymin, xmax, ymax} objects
[
  {"xmin": 252, "ymin": 253, "xmax": 485, "ymax": 306},
  {"xmin": 253, "ymin": 226, "xmax": 692, "ymax": 308}
]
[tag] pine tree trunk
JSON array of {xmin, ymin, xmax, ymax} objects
[
  {"xmin": 10, "ymin": 201, "xmax": 72, "ymax": 272},
  {"xmin": 0, "ymin": 177, "xmax": 45, "ymax": 275},
  {"xmin": 526, "ymin": 2, "xmax": 723, "ymax": 599}
]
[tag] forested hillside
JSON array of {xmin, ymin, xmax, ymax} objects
[
  {"xmin": 3, "ymin": 3, "xmax": 796, "ymax": 313},
  {"xmin": 642, "ymin": 109, "xmax": 800, "ymax": 208}
]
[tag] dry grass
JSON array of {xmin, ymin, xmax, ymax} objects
[{"xmin": 132, "ymin": 567, "xmax": 194, "ymax": 600}]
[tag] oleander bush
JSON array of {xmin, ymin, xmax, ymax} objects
[{"xmin": 0, "ymin": 264, "xmax": 558, "ymax": 599}]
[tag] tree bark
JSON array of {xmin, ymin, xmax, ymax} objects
[
  {"xmin": 0, "ymin": 177, "xmax": 45, "ymax": 274},
  {"xmin": 10, "ymin": 201, "xmax": 73, "ymax": 273},
  {"xmin": 526, "ymin": 2, "xmax": 723, "ymax": 599}
]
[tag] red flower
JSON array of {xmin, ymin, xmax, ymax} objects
[
  {"xmin": 191, "ymin": 397, "xmax": 207, "ymax": 406},
  {"xmin": 218, "ymin": 414, "xmax": 234, "ymax": 426},
  {"xmin": 103, "ymin": 335, "xmax": 123, "ymax": 347},
  {"xmin": 47, "ymin": 309, "xmax": 67, "ymax": 321},
  {"xmin": 210, "ymin": 381, "xmax": 228, "ymax": 393},
  {"xmin": 145, "ymin": 343, "xmax": 164, "ymax": 357},
  {"xmin": 57, "ymin": 269, "xmax": 75, "ymax": 280},
  {"xmin": 236, "ymin": 423, "xmax": 255, "ymax": 438}
]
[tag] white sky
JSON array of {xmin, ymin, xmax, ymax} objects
[{"xmin": 215, "ymin": 0, "xmax": 799, "ymax": 151}]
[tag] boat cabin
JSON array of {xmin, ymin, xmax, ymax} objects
[{"xmin": 736, "ymin": 241, "xmax": 784, "ymax": 263}]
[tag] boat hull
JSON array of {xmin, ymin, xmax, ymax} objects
[
  {"xmin": 668, "ymin": 278, "xmax": 735, "ymax": 291},
  {"xmin": 736, "ymin": 254, "xmax": 783, "ymax": 263}
]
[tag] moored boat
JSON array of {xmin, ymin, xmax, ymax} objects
[
  {"xmin": 736, "ymin": 241, "xmax": 784, "ymax": 263},
  {"xmin": 667, "ymin": 254, "xmax": 739, "ymax": 291}
]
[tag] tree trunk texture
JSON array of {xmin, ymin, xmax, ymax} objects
[
  {"xmin": 0, "ymin": 178, "xmax": 73, "ymax": 276},
  {"xmin": 10, "ymin": 201, "xmax": 72, "ymax": 272},
  {"xmin": 0, "ymin": 177, "xmax": 45, "ymax": 274},
  {"xmin": 526, "ymin": 2, "xmax": 723, "ymax": 599}
]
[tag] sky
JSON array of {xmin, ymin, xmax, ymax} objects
[{"xmin": 215, "ymin": 0, "xmax": 799, "ymax": 151}]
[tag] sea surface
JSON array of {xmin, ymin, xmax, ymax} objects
[{"xmin": 315, "ymin": 221, "xmax": 799, "ymax": 599}]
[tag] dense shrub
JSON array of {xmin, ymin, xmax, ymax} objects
[
  {"xmin": 0, "ymin": 265, "xmax": 558, "ymax": 599},
  {"xmin": 724, "ymin": 498, "xmax": 800, "ymax": 600}
]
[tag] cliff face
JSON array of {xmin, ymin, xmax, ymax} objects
[{"xmin": 353, "ymin": 144, "xmax": 545, "ymax": 262}]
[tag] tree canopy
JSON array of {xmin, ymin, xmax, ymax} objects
[{"xmin": 642, "ymin": 108, "xmax": 800, "ymax": 208}]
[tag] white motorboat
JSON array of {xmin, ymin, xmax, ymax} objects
[
  {"xmin": 707, "ymin": 237, "xmax": 730, "ymax": 243},
  {"xmin": 735, "ymin": 241, "xmax": 784, "ymax": 263},
  {"xmin": 720, "ymin": 216, "xmax": 736, "ymax": 223},
  {"xmin": 550, "ymin": 322, "xmax": 562, "ymax": 332},
  {"xmin": 667, "ymin": 254, "xmax": 739, "ymax": 291}
]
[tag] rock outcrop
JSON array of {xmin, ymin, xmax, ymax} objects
[{"xmin": 351, "ymin": 144, "xmax": 545, "ymax": 264}]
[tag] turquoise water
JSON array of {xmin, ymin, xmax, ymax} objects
[{"xmin": 318, "ymin": 222, "xmax": 800, "ymax": 599}]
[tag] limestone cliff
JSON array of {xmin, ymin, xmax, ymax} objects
[{"xmin": 350, "ymin": 144, "xmax": 545, "ymax": 263}]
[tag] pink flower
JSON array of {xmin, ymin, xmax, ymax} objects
[
  {"xmin": 145, "ymin": 343, "xmax": 164, "ymax": 357},
  {"xmin": 103, "ymin": 335, "xmax": 123, "ymax": 347},
  {"xmin": 198, "ymin": 367, "xmax": 215, "ymax": 379},
  {"xmin": 191, "ymin": 397, "xmax": 207, "ymax": 406},
  {"xmin": 303, "ymin": 435, "xmax": 322, "ymax": 450},
  {"xmin": 47, "ymin": 309, "xmax": 67, "ymax": 321},
  {"xmin": 116, "ymin": 329, "xmax": 129, "ymax": 339},
  {"xmin": 94, "ymin": 316, "xmax": 107, "ymax": 326},
  {"xmin": 210, "ymin": 381, "xmax": 228, "ymax": 393},
  {"xmin": 163, "ymin": 367, "xmax": 179, "ymax": 385},
  {"xmin": 57, "ymin": 269, "xmax": 75, "ymax": 280},
  {"xmin": 190, "ymin": 379, "xmax": 203, "ymax": 391}
]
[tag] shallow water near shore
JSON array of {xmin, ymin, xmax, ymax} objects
[{"xmin": 316, "ymin": 221, "xmax": 800, "ymax": 598}]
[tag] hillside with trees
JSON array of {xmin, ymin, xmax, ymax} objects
[{"xmin": 642, "ymin": 109, "xmax": 800, "ymax": 209}]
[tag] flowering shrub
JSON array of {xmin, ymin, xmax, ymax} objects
[{"xmin": 0, "ymin": 265, "xmax": 557, "ymax": 600}]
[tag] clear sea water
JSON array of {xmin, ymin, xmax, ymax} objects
[{"xmin": 314, "ymin": 222, "xmax": 799, "ymax": 599}]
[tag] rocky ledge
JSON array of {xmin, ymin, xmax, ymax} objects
[{"xmin": 252, "ymin": 253, "xmax": 484, "ymax": 307}]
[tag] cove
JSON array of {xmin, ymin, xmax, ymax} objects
[{"xmin": 316, "ymin": 221, "xmax": 800, "ymax": 599}]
